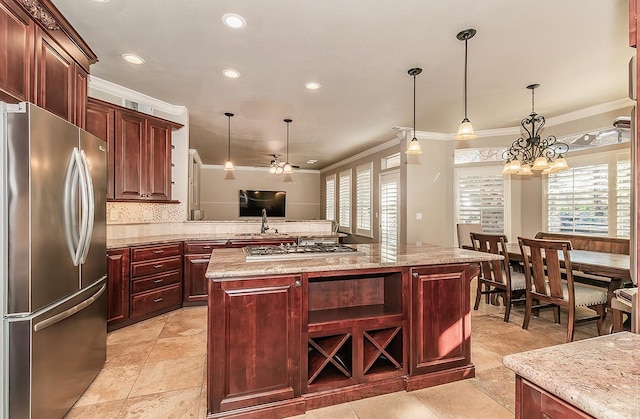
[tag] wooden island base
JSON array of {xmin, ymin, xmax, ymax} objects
[{"xmin": 205, "ymin": 245, "xmax": 489, "ymax": 419}]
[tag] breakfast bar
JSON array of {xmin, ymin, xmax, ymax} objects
[{"xmin": 204, "ymin": 243, "xmax": 499, "ymax": 418}]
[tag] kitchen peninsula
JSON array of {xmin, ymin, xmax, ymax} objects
[{"xmin": 204, "ymin": 243, "xmax": 500, "ymax": 418}]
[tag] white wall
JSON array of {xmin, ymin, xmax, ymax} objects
[
  {"xmin": 404, "ymin": 136, "xmax": 455, "ymax": 246},
  {"xmin": 199, "ymin": 166, "xmax": 321, "ymax": 220}
]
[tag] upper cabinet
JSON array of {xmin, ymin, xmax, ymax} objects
[
  {"xmin": 86, "ymin": 97, "xmax": 183, "ymax": 202},
  {"xmin": 0, "ymin": 0, "xmax": 97, "ymax": 127}
]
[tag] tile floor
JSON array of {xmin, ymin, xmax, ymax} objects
[{"xmin": 66, "ymin": 280, "xmax": 600, "ymax": 418}]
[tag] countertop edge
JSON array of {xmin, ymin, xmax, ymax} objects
[{"xmin": 503, "ymin": 332, "xmax": 639, "ymax": 419}]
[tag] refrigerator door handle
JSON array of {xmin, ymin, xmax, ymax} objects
[
  {"xmin": 63, "ymin": 147, "xmax": 89, "ymax": 266},
  {"xmin": 79, "ymin": 150, "xmax": 94, "ymax": 264},
  {"xmin": 63, "ymin": 149, "xmax": 80, "ymax": 265},
  {"xmin": 33, "ymin": 282, "xmax": 106, "ymax": 332}
]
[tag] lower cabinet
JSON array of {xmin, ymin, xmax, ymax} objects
[
  {"xmin": 107, "ymin": 248, "xmax": 130, "ymax": 330},
  {"xmin": 410, "ymin": 264, "xmax": 472, "ymax": 376},
  {"xmin": 208, "ymin": 274, "xmax": 303, "ymax": 416},
  {"xmin": 183, "ymin": 240, "xmax": 228, "ymax": 304},
  {"xmin": 516, "ymin": 376, "xmax": 592, "ymax": 419},
  {"xmin": 129, "ymin": 242, "xmax": 183, "ymax": 320}
]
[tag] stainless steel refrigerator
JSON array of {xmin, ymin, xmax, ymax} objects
[{"xmin": 1, "ymin": 102, "xmax": 107, "ymax": 419}]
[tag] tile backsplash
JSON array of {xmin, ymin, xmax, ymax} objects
[{"xmin": 107, "ymin": 202, "xmax": 186, "ymax": 223}]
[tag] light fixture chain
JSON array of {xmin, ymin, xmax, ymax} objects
[{"xmin": 413, "ymin": 73, "xmax": 416, "ymax": 140}]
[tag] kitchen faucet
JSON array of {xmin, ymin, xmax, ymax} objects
[{"xmin": 261, "ymin": 208, "xmax": 269, "ymax": 234}]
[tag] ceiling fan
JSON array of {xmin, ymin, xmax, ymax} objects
[{"xmin": 265, "ymin": 154, "xmax": 299, "ymax": 174}]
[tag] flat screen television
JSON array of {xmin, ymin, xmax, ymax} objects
[{"xmin": 239, "ymin": 190, "xmax": 286, "ymax": 218}]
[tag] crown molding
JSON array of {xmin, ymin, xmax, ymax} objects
[
  {"xmin": 320, "ymin": 137, "xmax": 401, "ymax": 173},
  {"xmin": 393, "ymin": 97, "xmax": 634, "ymax": 140},
  {"xmin": 201, "ymin": 164, "xmax": 320, "ymax": 174},
  {"xmin": 89, "ymin": 76, "xmax": 187, "ymax": 115}
]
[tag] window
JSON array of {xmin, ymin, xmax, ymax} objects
[
  {"xmin": 325, "ymin": 175, "xmax": 336, "ymax": 221},
  {"xmin": 380, "ymin": 170, "xmax": 400, "ymax": 249},
  {"xmin": 356, "ymin": 163, "xmax": 373, "ymax": 236},
  {"xmin": 547, "ymin": 164, "xmax": 609, "ymax": 235},
  {"xmin": 381, "ymin": 152, "xmax": 401, "ymax": 170},
  {"xmin": 454, "ymin": 167, "xmax": 507, "ymax": 235},
  {"xmin": 616, "ymin": 153, "xmax": 631, "ymax": 238},
  {"xmin": 338, "ymin": 170, "xmax": 351, "ymax": 230},
  {"xmin": 545, "ymin": 150, "xmax": 630, "ymax": 237}
]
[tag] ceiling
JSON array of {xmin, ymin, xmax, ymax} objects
[{"xmin": 52, "ymin": 0, "xmax": 633, "ymax": 170}]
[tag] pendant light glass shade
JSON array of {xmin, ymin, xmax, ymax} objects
[
  {"xmin": 223, "ymin": 112, "xmax": 235, "ymax": 171},
  {"xmin": 283, "ymin": 119, "xmax": 293, "ymax": 174},
  {"xmin": 454, "ymin": 29, "xmax": 477, "ymax": 141},
  {"xmin": 406, "ymin": 67, "xmax": 423, "ymax": 155}
]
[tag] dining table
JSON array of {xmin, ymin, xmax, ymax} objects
[{"xmin": 504, "ymin": 242, "xmax": 632, "ymax": 302}]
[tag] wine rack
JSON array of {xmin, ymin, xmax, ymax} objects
[
  {"xmin": 307, "ymin": 333, "xmax": 353, "ymax": 387},
  {"xmin": 363, "ymin": 327, "xmax": 403, "ymax": 375}
]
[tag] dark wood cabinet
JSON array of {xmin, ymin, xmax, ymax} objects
[
  {"xmin": 208, "ymin": 274, "xmax": 303, "ymax": 416},
  {"xmin": 0, "ymin": 0, "xmax": 32, "ymax": 103},
  {"xmin": 516, "ymin": 376, "xmax": 592, "ymax": 419},
  {"xmin": 85, "ymin": 97, "xmax": 182, "ymax": 201},
  {"xmin": 409, "ymin": 264, "xmax": 472, "ymax": 377},
  {"xmin": 129, "ymin": 242, "xmax": 183, "ymax": 320},
  {"xmin": 0, "ymin": 0, "xmax": 96, "ymax": 126},
  {"xmin": 183, "ymin": 240, "xmax": 227, "ymax": 304},
  {"xmin": 86, "ymin": 98, "xmax": 115, "ymax": 198},
  {"xmin": 107, "ymin": 248, "xmax": 130, "ymax": 330}
]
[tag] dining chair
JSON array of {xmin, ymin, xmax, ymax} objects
[
  {"xmin": 518, "ymin": 237, "xmax": 608, "ymax": 342},
  {"xmin": 470, "ymin": 232, "xmax": 526, "ymax": 322},
  {"xmin": 456, "ymin": 223, "xmax": 482, "ymax": 249}
]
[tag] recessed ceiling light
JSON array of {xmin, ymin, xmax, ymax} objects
[
  {"xmin": 122, "ymin": 54, "xmax": 145, "ymax": 65},
  {"xmin": 223, "ymin": 69, "xmax": 241, "ymax": 79},
  {"xmin": 222, "ymin": 13, "xmax": 246, "ymax": 29},
  {"xmin": 307, "ymin": 159, "xmax": 318, "ymax": 164},
  {"xmin": 305, "ymin": 81, "xmax": 321, "ymax": 90}
]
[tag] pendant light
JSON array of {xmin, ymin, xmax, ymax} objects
[
  {"xmin": 454, "ymin": 29, "xmax": 477, "ymax": 140},
  {"xmin": 223, "ymin": 112, "xmax": 234, "ymax": 171},
  {"xmin": 406, "ymin": 67, "xmax": 423, "ymax": 155},
  {"xmin": 283, "ymin": 119, "xmax": 293, "ymax": 174}
]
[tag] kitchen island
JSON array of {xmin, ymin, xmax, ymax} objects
[
  {"xmin": 205, "ymin": 243, "xmax": 500, "ymax": 418},
  {"xmin": 503, "ymin": 332, "xmax": 640, "ymax": 419}
]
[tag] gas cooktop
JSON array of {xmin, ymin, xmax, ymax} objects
[{"xmin": 244, "ymin": 243, "xmax": 362, "ymax": 261}]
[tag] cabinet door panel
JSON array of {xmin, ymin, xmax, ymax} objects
[
  {"xmin": 209, "ymin": 275, "xmax": 301, "ymax": 413},
  {"xmin": 0, "ymin": 0, "xmax": 32, "ymax": 102},
  {"xmin": 35, "ymin": 29, "xmax": 73, "ymax": 121},
  {"xmin": 411, "ymin": 264, "xmax": 471, "ymax": 375},
  {"xmin": 86, "ymin": 99, "xmax": 115, "ymax": 199},
  {"xmin": 115, "ymin": 110, "xmax": 146, "ymax": 199},
  {"xmin": 146, "ymin": 121, "xmax": 172, "ymax": 200},
  {"xmin": 107, "ymin": 248, "xmax": 130, "ymax": 325},
  {"xmin": 74, "ymin": 66, "xmax": 87, "ymax": 128},
  {"xmin": 184, "ymin": 254, "xmax": 210, "ymax": 303}
]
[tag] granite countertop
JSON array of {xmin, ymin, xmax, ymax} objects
[
  {"xmin": 205, "ymin": 243, "xmax": 500, "ymax": 279},
  {"xmin": 503, "ymin": 332, "xmax": 640, "ymax": 418},
  {"xmin": 107, "ymin": 233, "xmax": 343, "ymax": 249}
]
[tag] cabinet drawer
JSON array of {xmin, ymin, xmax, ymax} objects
[
  {"xmin": 130, "ymin": 283, "xmax": 182, "ymax": 318},
  {"xmin": 184, "ymin": 241, "xmax": 228, "ymax": 254},
  {"xmin": 131, "ymin": 243, "xmax": 182, "ymax": 262},
  {"xmin": 131, "ymin": 270, "xmax": 182, "ymax": 294},
  {"xmin": 131, "ymin": 256, "xmax": 182, "ymax": 278}
]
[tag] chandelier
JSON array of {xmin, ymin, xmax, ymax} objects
[{"xmin": 502, "ymin": 84, "xmax": 570, "ymax": 175}]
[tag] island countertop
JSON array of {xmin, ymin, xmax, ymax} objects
[
  {"xmin": 503, "ymin": 332, "xmax": 640, "ymax": 419},
  {"xmin": 205, "ymin": 243, "xmax": 500, "ymax": 279}
]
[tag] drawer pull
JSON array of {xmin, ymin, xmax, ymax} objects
[
  {"xmin": 153, "ymin": 279, "xmax": 164, "ymax": 284},
  {"xmin": 153, "ymin": 298, "xmax": 164, "ymax": 303},
  {"xmin": 202, "ymin": 246, "xmax": 211, "ymax": 249},
  {"xmin": 153, "ymin": 250, "xmax": 164, "ymax": 254},
  {"xmin": 153, "ymin": 264, "xmax": 164, "ymax": 269}
]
